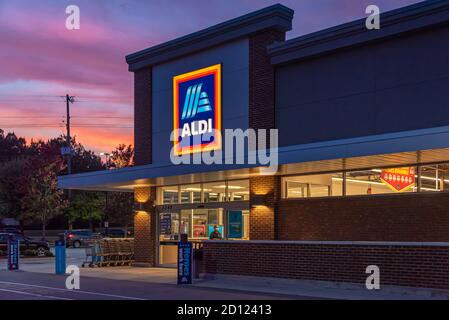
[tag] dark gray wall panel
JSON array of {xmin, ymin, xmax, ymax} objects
[{"xmin": 276, "ymin": 25, "xmax": 449, "ymax": 147}]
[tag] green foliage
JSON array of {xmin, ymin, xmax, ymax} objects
[
  {"xmin": 67, "ymin": 191, "xmax": 105, "ymax": 225},
  {"xmin": 109, "ymin": 144, "xmax": 134, "ymax": 169}
]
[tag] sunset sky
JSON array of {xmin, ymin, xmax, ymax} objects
[{"xmin": 0, "ymin": 0, "xmax": 420, "ymax": 155}]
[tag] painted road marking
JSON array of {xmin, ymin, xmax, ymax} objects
[
  {"xmin": 0, "ymin": 288, "xmax": 72, "ymax": 300},
  {"xmin": 0, "ymin": 281, "xmax": 146, "ymax": 300}
]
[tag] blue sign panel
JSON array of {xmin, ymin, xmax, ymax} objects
[
  {"xmin": 55, "ymin": 240, "xmax": 66, "ymax": 275},
  {"xmin": 173, "ymin": 64, "xmax": 221, "ymax": 155},
  {"xmin": 7, "ymin": 238, "xmax": 19, "ymax": 271},
  {"xmin": 160, "ymin": 213, "xmax": 172, "ymax": 235},
  {"xmin": 177, "ymin": 242, "xmax": 193, "ymax": 285},
  {"xmin": 228, "ymin": 211, "xmax": 243, "ymax": 238}
]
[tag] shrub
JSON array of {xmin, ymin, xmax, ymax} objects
[
  {"xmin": 23, "ymin": 249, "xmax": 37, "ymax": 256},
  {"xmin": 45, "ymin": 250, "xmax": 54, "ymax": 257}
]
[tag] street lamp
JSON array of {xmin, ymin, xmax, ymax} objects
[
  {"xmin": 100, "ymin": 152, "xmax": 111, "ymax": 237},
  {"xmin": 100, "ymin": 152, "xmax": 111, "ymax": 168}
]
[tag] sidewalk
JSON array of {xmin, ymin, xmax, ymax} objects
[
  {"xmin": 192, "ymin": 274, "xmax": 449, "ymax": 300},
  {"xmin": 10, "ymin": 250, "xmax": 449, "ymax": 300}
]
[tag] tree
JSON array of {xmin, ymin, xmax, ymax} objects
[
  {"xmin": 67, "ymin": 191, "xmax": 105, "ymax": 231},
  {"xmin": 0, "ymin": 158, "xmax": 27, "ymax": 219},
  {"xmin": 109, "ymin": 144, "xmax": 133, "ymax": 169},
  {"xmin": 0, "ymin": 129, "xmax": 30, "ymax": 163},
  {"xmin": 16, "ymin": 143, "xmax": 67, "ymax": 239},
  {"xmin": 105, "ymin": 144, "xmax": 135, "ymax": 231}
]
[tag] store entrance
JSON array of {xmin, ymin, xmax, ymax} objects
[{"xmin": 157, "ymin": 208, "xmax": 249, "ymax": 267}]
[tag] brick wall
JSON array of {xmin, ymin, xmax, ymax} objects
[
  {"xmin": 247, "ymin": 29, "xmax": 284, "ymax": 240},
  {"xmin": 249, "ymin": 175, "xmax": 280, "ymax": 240},
  {"xmin": 248, "ymin": 30, "xmax": 284, "ymax": 132},
  {"xmin": 202, "ymin": 241, "xmax": 449, "ymax": 289},
  {"xmin": 133, "ymin": 187, "xmax": 157, "ymax": 266},
  {"xmin": 134, "ymin": 67, "xmax": 152, "ymax": 166},
  {"xmin": 277, "ymin": 192, "xmax": 449, "ymax": 242}
]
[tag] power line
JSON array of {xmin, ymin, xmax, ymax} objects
[{"xmin": 0, "ymin": 116, "xmax": 133, "ymax": 119}]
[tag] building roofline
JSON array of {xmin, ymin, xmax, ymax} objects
[
  {"xmin": 125, "ymin": 4, "xmax": 294, "ymax": 71},
  {"xmin": 268, "ymin": 0, "xmax": 449, "ymax": 65},
  {"xmin": 58, "ymin": 125, "xmax": 449, "ymax": 191}
]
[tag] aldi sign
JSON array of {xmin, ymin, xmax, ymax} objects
[
  {"xmin": 173, "ymin": 64, "xmax": 221, "ymax": 155},
  {"xmin": 381, "ymin": 167, "xmax": 415, "ymax": 192}
]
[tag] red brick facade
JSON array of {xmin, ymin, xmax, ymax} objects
[
  {"xmin": 248, "ymin": 30, "xmax": 284, "ymax": 145},
  {"xmin": 134, "ymin": 67, "xmax": 152, "ymax": 166},
  {"xmin": 249, "ymin": 175, "xmax": 281, "ymax": 240},
  {"xmin": 278, "ymin": 192, "xmax": 449, "ymax": 242},
  {"xmin": 202, "ymin": 241, "xmax": 449, "ymax": 289},
  {"xmin": 133, "ymin": 187, "xmax": 157, "ymax": 266}
]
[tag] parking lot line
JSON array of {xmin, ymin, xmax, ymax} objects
[
  {"xmin": 0, "ymin": 288, "xmax": 72, "ymax": 300},
  {"xmin": 0, "ymin": 281, "xmax": 146, "ymax": 300}
]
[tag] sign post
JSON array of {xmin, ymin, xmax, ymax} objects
[
  {"xmin": 177, "ymin": 237, "xmax": 193, "ymax": 285},
  {"xmin": 7, "ymin": 234, "xmax": 19, "ymax": 271},
  {"xmin": 228, "ymin": 211, "xmax": 243, "ymax": 239},
  {"xmin": 55, "ymin": 234, "xmax": 66, "ymax": 275}
]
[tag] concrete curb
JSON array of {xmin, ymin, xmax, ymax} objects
[{"xmin": 192, "ymin": 274, "xmax": 449, "ymax": 300}]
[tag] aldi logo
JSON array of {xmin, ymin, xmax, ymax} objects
[{"xmin": 173, "ymin": 64, "xmax": 221, "ymax": 155}]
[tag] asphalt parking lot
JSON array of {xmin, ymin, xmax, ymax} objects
[{"xmin": 0, "ymin": 249, "xmax": 311, "ymax": 300}]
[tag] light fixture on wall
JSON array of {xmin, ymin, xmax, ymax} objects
[
  {"xmin": 133, "ymin": 202, "xmax": 145, "ymax": 211},
  {"xmin": 251, "ymin": 194, "xmax": 267, "ymax": 207}
]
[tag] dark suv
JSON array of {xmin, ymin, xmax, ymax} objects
[
  {"xmin": 101, "ymin": 228, "xmax": 132, "ymax": 238},
  {"xmin": 65, "ymin": 230, "xmax": 102, "ymax": 248},
  {"xmin": 0, "ymin": 233, "xmax": 50, "ymax": 257}
]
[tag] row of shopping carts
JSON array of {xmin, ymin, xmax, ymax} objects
[{"xmin": 82, "ymin": 238, "xmax": 134, "ymax": 268}]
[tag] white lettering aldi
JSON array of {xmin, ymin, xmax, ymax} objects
[{"xmin": 173, "ymin": 64, "xmax": 221, "ymax": 155}]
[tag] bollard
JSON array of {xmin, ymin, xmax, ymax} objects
[
  {"xmin": 177, "ymin": 234, "xmax": 192, "ymax": 285},
  {"xmin": 7, "ymin": 234, "xmax": 19, "ymax": 271},
  {"xmin": 55, "ymin": 234, "xmax": 66, "ymax": 275}
]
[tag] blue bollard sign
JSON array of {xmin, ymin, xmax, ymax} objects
[
  {"xmin": 7, "ymin": 237, "xmax": 19, "ymax": 271},
  {"xmin": 55, "ymin": 239, "xmax": 66, "ymax": 275},
  {"xmin": 177, "ymin": 242, "xmax": 193, "ymax": 285}
]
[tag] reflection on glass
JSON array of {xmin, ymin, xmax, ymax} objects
[
  {"xmin": 227, "ymin": 180, "xmax": 249, "ymax": 201},
  {"xmin": 161, "ymin": 186, "xmax": 178, "ymax": 204},
  {"xmin": 203, "ymin": 183, "xmax": 226, "ymax": 202},
  {"xmin": 180, "ymin": 184, "xmax": 201, "ymax": 203}
]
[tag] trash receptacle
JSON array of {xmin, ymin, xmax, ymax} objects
[{"xmin": 193, "ymin": 247, "xmax": 203, "ymax": 279}]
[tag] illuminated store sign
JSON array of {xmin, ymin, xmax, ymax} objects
[
  {"xmin": 173, "ymin": 64, "xmax": 221, "ymax": 155},
  {"xmin": 380, "ymin": 167, "xmax": 415, "ymax": 192}
]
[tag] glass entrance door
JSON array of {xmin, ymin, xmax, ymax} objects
[
  {"xmin": 180, "ymin": 208, "xmax": 224, "ymax": 240},
  {"xmin": 158, "ymin": 212, "xmax": 179, "ymax": 266}
]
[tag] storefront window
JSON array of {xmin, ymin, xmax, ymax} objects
[
  {"xmin": 283, "ymin": 173, "xmax": 342, "ymax": 198},
  {"xmin": 346, "ymin": 168, "xmax": 416, "ymax": 195},
  {"xmin": 227, "ymin": 180, "xmax": 249, "ymax": 201},
  {"xmin": 180, "ymin": 184, "xmax": 202, "ymax": 203},
  {"xmin": 180, "ymin": 209, "xmax": 224, "ymax": 239},
  {"xmin": 203, "ymin": 182, "xmax": 226, "ymax": 202},
  {"xmin": 419, "ymin": 164, "xmax": 449, "ymax": 192},
  {"xmin": 160, "ymin": 186, "xmax": 179, "ymax": 204},
  {"xmin": 282, "ymin": 166, "xmax": 429, "ymax": 199}
]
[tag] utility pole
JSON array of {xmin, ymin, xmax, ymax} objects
[
  {"xmin": 66, "ymin": 94, "xmax": 74, "ymax": 174},
  {"xmin": 64, "ymin": 94, "xmax": 75, "ymax": 230}
]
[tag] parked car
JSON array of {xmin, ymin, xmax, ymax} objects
[
  {"xmin": 101, "ymin": 228, "xmax": 132, "ymax": 238},
  {"xmin": 0, "ymin": 227, "xmax": 23, "ymax": 235},
  {"xmin": 0, "ymin": 218, "xmax": 23, "ymax": 235},
  {"xmin": 0, "ymin": 233, "xmax": 50, "ymax": 257},
  {"xmin": 64, "ymin": 230, "xmax": 102, "ymax": 248}
]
